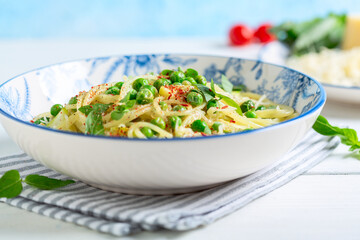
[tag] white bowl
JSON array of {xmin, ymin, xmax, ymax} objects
[{"xmin": 0, "ymin": 54, "xmax": 325, "ymax": 195}]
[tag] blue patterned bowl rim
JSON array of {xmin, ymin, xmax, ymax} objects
[{"xmin": 0, "ymin": 54, "xmax": 326, "ymax": 142}]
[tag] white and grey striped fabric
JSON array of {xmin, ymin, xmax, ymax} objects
[{"xmin": 0, "ymin": 131, "xmax": 339, "ymax": 236}]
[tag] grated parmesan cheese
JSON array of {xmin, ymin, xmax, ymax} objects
[{"xmin": 287, "ymin": 47, "xmax": 360, "ymax": 87}]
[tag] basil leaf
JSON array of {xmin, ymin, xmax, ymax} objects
[
  {"xmin": 79, "ymin": 103, "xmax": 111, "ymax": 115},
  {"xmin": 195, "ymin": 84, "xmax": 215, "ymax": 102},
  {"xmin": 339, "ymin": 128, "xmax": 360, "ymax": 151},
  {"xmin": 125, "ymin": 100, "xmax": 136, "ymax": 109},
  {"xmin": 85, "ymin": 111, "xmax": 105, "ymax": 135},
  {"xmin": 0, "ymin": 170, "xmax": 23, "ymax": 198},
  {"xmin": 312, "ymin": 115, "xmax": 360, "ymax": 157},
  {"xmin": 312, "ymin": 115, "xmax": 340, "ymax": 136},
  {"xmin": 24, "ymin": 175, "xmax": 75, "ymax": 190},
  {"xmin": 221, "ymin": 75, "xmax": 233, "ymax": 93},
  {"xmin": 232, "ymin": 84, "xmax": 247, "ymax": 92},
  {"xmin": 211, "ymin": 79, "xmax": 216, "ymax": 94},
  {"xmin": 217, "ymin": 93, "xmax": 242, "ymax": 115}
]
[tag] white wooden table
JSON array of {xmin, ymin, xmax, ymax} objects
[{"xmin": 0, "ymin": 38, "xmax": 360, "ymax": 240}]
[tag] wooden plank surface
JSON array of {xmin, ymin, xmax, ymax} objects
[
  {"xmin": 0, "ymin": 39, "xmax": 359, "ymax": 239},
  {"xmin": 1, "ymin": 175, "xmax": 360, "ymax": 239}
]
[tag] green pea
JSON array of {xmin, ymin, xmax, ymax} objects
[
  {"xmin": 105, "ymin": 86, "xmax": 120, "ymax": 95},
  {"xmin": 115, "ymin": 100, "xmax": 135, "ymax": 112},
  {"xmin": 195, "ymin": 75, "xmax": 207, "ymax": 85},
  {"xmin": 161, "ymin": 69, "xmax": 174, "ymax": 76},
  {"xmin": 170, "ymin": 71, "xmax": 185, "ymax": 83},
  {"xmin": 191, "ymin": 120, "xmax": 211, "ymax": 134},
  {"xmin": 141, "ymin": 127, "xmax": 154, "ymax": 138},
  {"xmin": 68, "ymin": 96, "xmax": 77, "ymax": 105},
  {"xmin": 34, "ymin": 117, "xmax": 50, "ymax": 125},
  {"xmin": 240, "ymin": 100, "xmax": 255, "ymax": 112},
  {"xmin": 182, "ymin": 80, "xmax": 191, "ymax": 85},
  {"xmin": 245, "ymin": 111, "xmax": 257, "ymax": 118},
  {"xmin": 256, "ymin": 105, "xmax": 266, "ymax": 111},
  {"xmin": 132, "ymin": 78, "xmax": 149, "ymax": 91},
  {"xmin": 159, "ymin": 101, "xmax": 168, "ymax": 111},
  {"xmin": 50, "ymin": 104, "xmax": 63, "ymax": 116},
  {"xmin": 136, "ymin": 88, "xmax": 154, "ymax": 105},
  {"xmin": 206, "ymin": 99, "xmax": 219, "ymax": 109},
  {"xmin": 120, "ymin": 89, "xmax": 137, "ymax": 102},
  {"xmin": 212, "ymin": 122, "xmax": 222, "ymax": 131},
  {"xmin": 185, "ymin": 68, "xmax": 198, "ymax": 78},
  {"xmin": 172, "ymin": 82, "xmax": 182, "ymax": 86},
  {"xmin": 169, "ymin": 116, "xmax": 182, "ymax": 129},
  {"xmin": 173, "ymin": 105, "xmax": 186, "ymax": 112},
  {"xmin": 111, "ymin": 109, "xmax": 130, "ymax": 120},
  {"xmin": 115, "ymin": 82, "xmax": 124, "ymax": 89},
  {"xmin": 151, "ymin": 117, "xmax": 166, "ymax": 129},
  {"xmin": 129, "ymin": 89, "xmax": 137, "ymax": 100},
  {"xmin": 182, "ymin": 77, "xmax": 197, "ymax": 85},
  {"xmin": 186, "ymin": 92, "xmax": 204, "ymax": 107},
  {"xmin": 140, "ymin": 85, "xmax": 158, "ymax": 96},
  {"xmin": 153, "ymin": 78, "xmax": 171, "ymax": 91}
]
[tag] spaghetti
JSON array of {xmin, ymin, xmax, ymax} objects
[{"xmin": 31, "ymin": 68, "xmax": 297, "ymax": 138}]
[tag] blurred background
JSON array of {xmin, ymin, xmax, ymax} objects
[
  {"xmin": 1, "ymin": 0, "xmax": 359, "ymax": 39},
  {"xmin": 0, "ymin": 0, "xmax": 359, "ymax": 83}
]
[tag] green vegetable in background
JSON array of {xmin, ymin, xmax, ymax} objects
[
  {"xmin": 0, "ymin": 170, "xmax": 74, "ymax": 199},
  {"xmin": 271, "ymin": 13, "xmax": 346, "ymax": 56}
]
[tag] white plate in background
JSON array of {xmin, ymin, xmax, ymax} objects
[{"xmin": 260, "ymin": 42, "xmax": 360, "ymax": 104}]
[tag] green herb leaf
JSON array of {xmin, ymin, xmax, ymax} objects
[
  {"xmin": 79, "ymin": 103, "xmax": 111, "ymax": 116},
  {"xmin": 272, "ymin": 13, "xmax": 346, "ymax": 56},
  {"xmin": 85, "ymin": 111, "xmax": 105, "ymax": 135},
  {"xmin": 217, "ymin": 93, "xmax": 242, "ymax": 115},
  {"xmin": 0, "ymin": 170, "xmax": 23, "ymax": 198},
  {"xmin": 210, "ymin": 79, "xmax": 216, "ymax": 94},
  {"xmin": 125, "ymin": 100, "xmax": 136, "ymax": 109},
  {"xmin": 195, "ymin": 84, "xmax": 215, "ymax": 102},
  {"xmin": 232, "ymin": 84, "xmax": 247, "ymax": 92},
  {"xmin": 221, "ymin": 75, "xmax": 233, "ymax": 93},
  {"xmin": 312, "ymin": 115, "xmax": 360, "ymax": 157},
  {"xmin": 312, "ymin": 115, "xmax": 340, "ymax": 136},
  {"xmin": 24, "ymin": 175, "xmax": 75, "ymax": 190}
]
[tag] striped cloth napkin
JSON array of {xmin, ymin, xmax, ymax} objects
[{"xmin": 0, "ymin": 131, "xmax": 338, "ymax": 236}]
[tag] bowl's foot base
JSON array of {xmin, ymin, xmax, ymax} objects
[{"xmin": 84, "ymin": 181, "xmax": 228, "ymax": 195}]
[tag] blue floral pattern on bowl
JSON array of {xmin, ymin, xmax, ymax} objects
[{"xmin": 0, "ymin": 54, "xmax": 324, "ymax": 122}]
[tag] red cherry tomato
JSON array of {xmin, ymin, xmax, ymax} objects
[
  {"xmin": 229, "ymin": 24, "xmax": 254, "ymax": 46},
  {"xmin": 254, "ymin": 23, "xmax": 276, "ymax": 43}
]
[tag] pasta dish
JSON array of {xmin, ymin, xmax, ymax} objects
[{"xmin": 31, "ymin": 67, "xmax": 296, "ymax": 138}]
